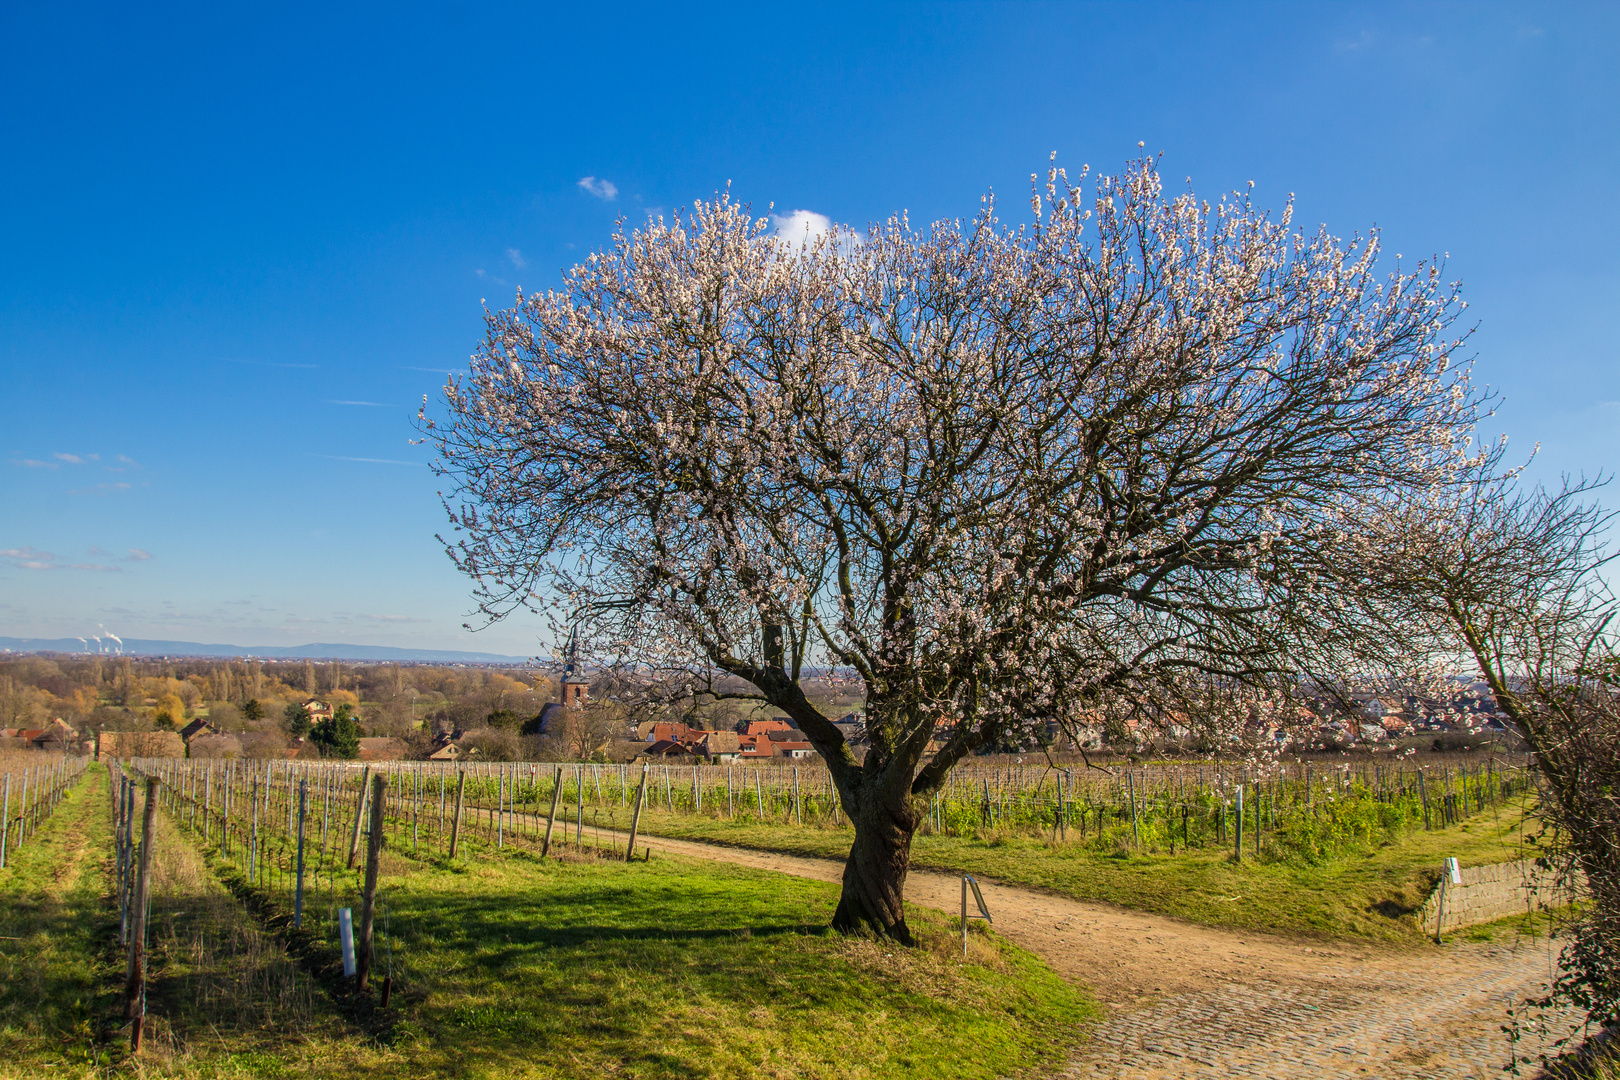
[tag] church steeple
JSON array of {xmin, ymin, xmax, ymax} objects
[{"xmin": 559, "ymin": 625, "xmax": 587, "ymax": 709}]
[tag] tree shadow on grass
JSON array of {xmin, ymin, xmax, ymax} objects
[
  {"xmin": 0, "ymin": 884, "xmax": 122, "ymax": 1046},
  {"xmin": 377, "ymin": 879, "xmax": 875, "ymax": 1077}
]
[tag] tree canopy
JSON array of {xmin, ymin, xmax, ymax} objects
[{"xmin": 430, "ymin": 157, "xmax": 1489, "ymax": 939}]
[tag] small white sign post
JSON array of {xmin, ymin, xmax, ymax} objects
[{"xmin": 339, "ymin": 906, "xmax": 357, "ymax": 978}]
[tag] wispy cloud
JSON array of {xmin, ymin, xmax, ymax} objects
[
  {"xmin": 506, "ymin": 248, "xmax": 526, "ymax": 269},
  {"xmin": 125, "ymin": 549, "xmax": 153, "ymax": 561},
  {"xmin": 307, "ymin": 453, "xmax": 425, "ymax": 467},
  {"xmin": 0, "ymin": 547, "xmax": 120, "ymax": 572},
  {"xmin": 14, "ymin": 451, "xmax": 138, "ymax": 475},
  {"xmin": 67, "ymin": 481, "xmax": 134, "ymax": 496},
  {"xmin": 578, "ymin": 176, "xmax": 618, "ymax": 201},
  {"xmin": 361, "ymin": 613, "xmax": 431, "ymax": 624}
]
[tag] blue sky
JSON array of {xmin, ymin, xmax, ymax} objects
[{"xmin": 2, "ymin": 1, "xmax": 1616, "ymax": 657}]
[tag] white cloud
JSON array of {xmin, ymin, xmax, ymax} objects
[
  {"xmin": 506, "ymin": 248, "xmax": 526, "ymax": 269},
  {"xmin": 771, "ymin": 209, "xmax": 835, "ymax": 250},
  {"xmin": 0, "ymin": 546, "xmax": 119, "ymax": 571},
  {"xmin": 125, "ymin": 549, "xmax": 153, "ymax": 561},
  {"xmin": 53, "ymin": 452, "xmax": 85, "ymax": 464},
  {"xmin": 577, "ymin": 176, "xmax": 619, "ymax": 201}
]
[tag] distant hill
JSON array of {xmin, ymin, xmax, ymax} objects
[{"xmin": 0, "ymin": 636, "xmax": 530, "ymax": 664}]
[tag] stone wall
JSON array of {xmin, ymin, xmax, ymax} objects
[{"xmin": 1417, "ymin": 859, "xmax": 1572, "ymax": 933}]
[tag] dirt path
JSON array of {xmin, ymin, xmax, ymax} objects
[{"xmin": 616, "ymin": 830, "xmax": 1585, "ymax": 1079}]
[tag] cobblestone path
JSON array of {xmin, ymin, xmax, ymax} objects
[
  {"xmin": 618, "ymin": 829, "xmax": 1588, "ymax": 1078},
  {"xmin": 1057, "ymin": 937, "xmax": 1582, "ymax": 1079}
]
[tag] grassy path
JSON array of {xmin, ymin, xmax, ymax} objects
[{"xmin": 0, "ymin": 765, "xmax": 119, "ymax": 1076}]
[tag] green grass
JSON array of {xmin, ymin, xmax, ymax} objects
[
  {"xmin": 2, "ymin": 766, "xmax": 1096, "ymax": 1079},
  {"xmin": 0, "ymin": 766, "xmax": 122, "ymax": 1073},
  {"xmin": 371, "ymin": 849, "xmax": 1093, "ymax": 1079},
  {"xmin": 624, "ymin": 797, "xmax": 1536, "ymax": 945}
]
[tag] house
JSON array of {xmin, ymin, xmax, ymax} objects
[
  {"xmin": 640, "ymin": 721, "xmax": 696, "ymax": 744},
  {"xmin": 695, "ymin": 730, "xmax": 741, "ymax": 762},
  {"xmin": 737, "ymin": 734, "xmax": 776, "ymax": 759},
  {"xmin": 744, "ymin": 719, "xmax": 794, "ymax": 737},
  {"xmin": 179, "ymin": 718, "xmax": 219, "ymax": 743},
  {"xmin": 302, "ymin": 699, "xmax": 335, "ymax": 722},
  {"xmin": 771, "ymin": 739, "xmax": 816, "ymax": 759},
  {"xmin": 428, "ymin": 740, "xmax": 465, "ymax": 761},
  {"xmin": 528, "ymin": 702, "xmax": 569, "ymax": 736},
  {"xmin": 639, "ymin": 738, "xmax": 695, "ymax": 758}
]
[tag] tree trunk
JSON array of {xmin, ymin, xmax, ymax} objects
[{"xmin": 832, "ymin": 789, "xmax": 920, "ymax": 944}]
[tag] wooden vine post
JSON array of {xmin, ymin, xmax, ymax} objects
[
  {"xmin": 448, "ymin": 768, "xmax": 467, "ymax": 859},
  {"xmin": 624, "ymin": 765, "xmax": 649, "ymax": 862},
  {"xmin": 541, "ymin": 765, "xmax": 564, "ymax": 857},
  {"xmin": 356, "ymin": 773, "xmax": 386, "ymax": 991},
  {"xmin": 294, "ymin": 779, "xmax": 308, "ymax": 927},
  {"xmin": 124, "ymin": 776, "xmax": 158, "ymax": 1051}
]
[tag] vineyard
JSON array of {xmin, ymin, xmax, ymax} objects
[
  {"xmin": 2, "ymin": 759, "xmax": 1089, "ymax": 1077},
  {"xmin": 110, "ymin": 751, "xmax": 1537, "ymax": 937},
  {"xmin": 0, "ymin": 752, "xmax": 91, "ymax": 868},
  {"xmin": 0, "ymin": 749, "xmax": 1550, "ymax": 1075}
]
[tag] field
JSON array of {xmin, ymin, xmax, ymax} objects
[
  {"xmin": 1, "ymin": 762, "xmax": 1094, "ymax": 1078},
  {"xmin": 140, "ymin": 753, "xmax": 1528, "ymax": 946}
]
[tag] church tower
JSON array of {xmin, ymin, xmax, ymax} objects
[{"xmin": 559, "ymin": 626, "xmax": 588, "ymax": 709}]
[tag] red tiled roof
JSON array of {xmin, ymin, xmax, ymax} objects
[{"xmin": 644, "ymin": 739, "xmax": 694, "ymax": 756}]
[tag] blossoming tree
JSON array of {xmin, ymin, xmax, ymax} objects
[{"xmin": 428, "ymin": 158, "xmax": 1487, "ymax": 942}]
